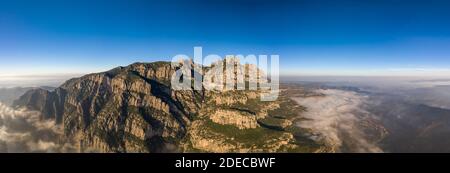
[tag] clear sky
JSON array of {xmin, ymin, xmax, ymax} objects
[{"xmin": 1, "ymin": 0, "xmax": 450, "ymax": 77}]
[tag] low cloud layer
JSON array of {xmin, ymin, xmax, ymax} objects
[
  {"xmin": 293, "ymin": 89, "xmax": 383, "ymax": 153},
  {"xmin": 0, "ymin": 102, "xmax": 77, "ymax": 153}
]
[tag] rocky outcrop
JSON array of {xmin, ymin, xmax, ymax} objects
[
  {"xmin": 13, "ymin": 88, "xmax": 66, "ymax": 123},
  {"xmin": 210, "ymin": 109, "xmax": 258, "ymax": 129}
]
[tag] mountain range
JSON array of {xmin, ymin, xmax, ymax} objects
[{"xmin": 12, "ymin": 60, "xmax": 326, "ymax": 153}]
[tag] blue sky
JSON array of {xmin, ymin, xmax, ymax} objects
[{"xmin": 1, "ymin": 0, "xmax": 450, "ymax": 76}]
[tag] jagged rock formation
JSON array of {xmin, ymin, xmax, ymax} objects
[{"xmin": 13, "ymin": 60, "xmax": 326, "ymax": 153}]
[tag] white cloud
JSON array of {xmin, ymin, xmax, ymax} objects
[
  {"xmin": 0, "ymin": 102, "xmax": 77, "ymax": 153},
  {"xmin": 292, "ymin": 89, "xmax": 383, "ymax": 153}
]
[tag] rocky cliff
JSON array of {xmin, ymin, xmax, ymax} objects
[{"xmin": 13, "ymin": 60, "xmax": 327, "ymax": 153}]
